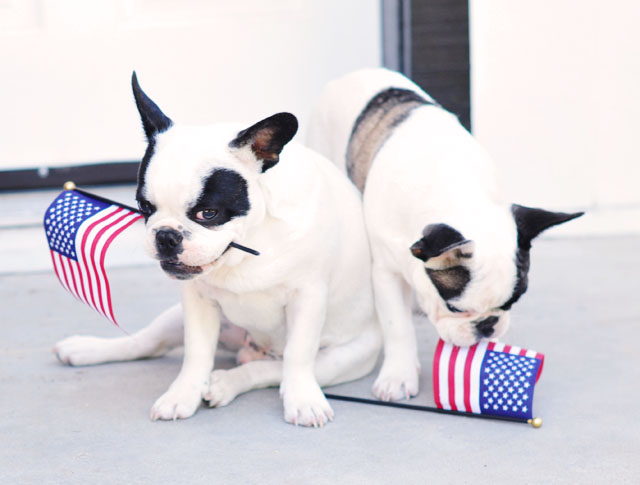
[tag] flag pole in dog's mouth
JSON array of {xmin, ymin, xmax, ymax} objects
[
  {"xmin": 324, "ymin": 394, "xmax": 543, "ymax": 428},
  {"xmin": 63, "ymin": 181, "xmax": 261, "ymax": 257}
]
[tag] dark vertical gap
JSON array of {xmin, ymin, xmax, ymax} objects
[{"xmin": 409, "ymin": 0, "xmax": 471, "ymax": 131}]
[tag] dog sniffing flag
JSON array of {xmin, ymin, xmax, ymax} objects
[
  {"xmin": 433, "ymin": 340, "xmax": 544, "ymax": 420},
  {"xmin": 43, "ymin": 189, "xmax": 143, "ymax": 326}
]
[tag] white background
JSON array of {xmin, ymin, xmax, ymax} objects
[
  {"xmin": 0, "ymin": 0, "xmax": 381, "ymax": 168},
  {"xmin": 470, "ymin": 0, "xmax": 640, "ymax": 234},
  {"xmin": 2, "ymin": 0, "xmax": 639, "ymax": 235}
]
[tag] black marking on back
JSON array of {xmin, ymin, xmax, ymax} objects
[
  {"xmin": 346, "ymin": 87, "xmax": 436, "ymax": 192},
  {"xmin": 426, "ymin": 265, "xmax": 471, "ymax": 301},
  {"xmin": 189, "ymin": 169, "xmax": 250, "ymax": 227}
]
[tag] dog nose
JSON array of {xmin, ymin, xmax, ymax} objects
[
  {"xmin": 156, "ymin": 228, "xmax": 183, "ymax": 256},
  {"xmin": 474, "ymin": 315, "xmax": 499, "ymax": 338}
]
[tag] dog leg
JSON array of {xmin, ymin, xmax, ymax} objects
[
  {"xmin": 53, "ymin": 304, "xmax": 184, "ymax": 366},
  {"xmin": 150, "ymin": 282, "xmax": 220, "ymax": 421},
  {"xmin": 371, "ymin": 266, "xmax": 421, "ymax": 401},
  {"xmin": 204, "ymin": 327, "xmax": 381, "ymax": 424},
  {"xmin": 279, "ymin": 285, "xmax": 335, "ymax": 427}
]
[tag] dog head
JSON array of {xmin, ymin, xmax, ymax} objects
[
  {"xmin": 131, "ymin": 73, "xmax": 298, "ymax": 280},
  {"xmin": 410, "ymin": 206, "xmax": 582, "ymax": 345}
]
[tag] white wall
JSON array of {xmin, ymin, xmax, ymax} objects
[
  {"xmin": 0, "ymin": 0, "xmax": 381, "ymax": 170},
  {"xmin": 470, "ymin": 1, "xmax": 640, "ymax": 235}
]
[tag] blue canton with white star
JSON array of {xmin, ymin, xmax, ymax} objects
[
  {"xmin": 43, "ymin": 191, "xmax": 109, "ymax": 260},
  {"xmin": 479, "ymin": 350, "xmax": 541, "ymax": 419}
]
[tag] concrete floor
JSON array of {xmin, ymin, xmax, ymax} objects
[{"xmin": 1, "ymin": 236, "xmax": 639, "ymax": 484}]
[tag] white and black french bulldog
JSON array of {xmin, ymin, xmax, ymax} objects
[
  {"xmin": 307, "ymin": 68, "xmax": 583, "ymax": 402},
  {"xmin": 54, "ymin": 73, "xmax": 381, "ymax": 426}
]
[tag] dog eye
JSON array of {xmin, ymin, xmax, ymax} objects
[
  {"xmin": 137, "ymin": 200, "xmax": 155, "ymax": 215},
  {"xmin": 195, "ymin": 209, "xmax": 218, "ymax": 221},
  {"xmin": 446, "ymin": 302, "xmax": 464, "ymax": 313}
]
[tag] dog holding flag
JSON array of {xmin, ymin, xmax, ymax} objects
[
  {"xmin": 307, "ymin": 68, "xmax": 582, "ymax": 402},
  {"xmin": 54, "ymin": 74, "xmax": 381, "ymax": 427}
]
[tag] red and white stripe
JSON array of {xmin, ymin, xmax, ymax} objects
[
  {"xmin": 433, "ymin": 339, "xmax": 544, "ymax": 413},
  {"xmin": 49, "ymin": 205, "xmax": 142, "ymax": 326}
]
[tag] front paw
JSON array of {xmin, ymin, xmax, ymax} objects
[
  {"xmin": 372, "ymin": 359, "xmax": 421, "ymax": 401},
  {"xmin": 150, "ymin": 385, "xmax": 203, "ymax": 421},
  {"xmin": 53, "ymin": 335, "xmax": 113, "ymax": 366},
  {"xmin": 280, "ymin": 379, "xmax": 334, "ymax": 428},
  {"xmin": 203, "ymin": 369, "xmax": 239, "ymax": 408}
]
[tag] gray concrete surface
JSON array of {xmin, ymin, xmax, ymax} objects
[{"xmin": 1, "ymin": 236, "xmax": 639, "ymax": 484}]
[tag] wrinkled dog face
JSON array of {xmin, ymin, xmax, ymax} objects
[
  {"xmin": 131, "ymin": 73, "xmax": 297, "ymax": 280},
  {"xmin": 411, "ymin": 206, "xmax": 583, "ymax": 346}
]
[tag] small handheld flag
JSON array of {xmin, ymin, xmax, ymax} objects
[
  {"xmin": 433, "ymin": 339, "xmax": 544, "ymax": 421},
  {"xmin": 325, "ymin": 339, "xmax": 545, "ymax": 428},
  {"xmin": 44, "ymin": 182, "xmax": 261, "ymax": 327},
  {"xmin": 43, "ymin": 183, "xmax": 143, "ymax": 326}
]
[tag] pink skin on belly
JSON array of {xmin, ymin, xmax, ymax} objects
[{"xmin": 218, "ymin": 321, "xmax": 276, "ymax": 364}]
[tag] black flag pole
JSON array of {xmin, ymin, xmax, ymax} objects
[
  {"xmin": 324, "ymin": 394, "xmax": 543, "ymax": 428},
  {"xmin": 63, "ymin": 182, "xmax": 261, "ymax": 257}
]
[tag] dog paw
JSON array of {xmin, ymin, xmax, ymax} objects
[
  {"xmin": 372, "ymin": 361, "xmax": 421, "ymax": 401},
  {"xmin": 203, "ymin": 369, "xmax": 239, "ymax": 408},
  {"xmin": 280, "ymin": 379, "xmax": 334, "ymax": 428},
  {"xmin": 53, "ymin": 335, "xmax": 112, "ymax": 366},
  {"xmin": 150, "ymin": 385, "xmax": 202, "ymax": 421}
]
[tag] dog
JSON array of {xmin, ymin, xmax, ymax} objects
[
  {"xmin": 307, "ymin": 68, "xmax": 583, "ymax": 402},
  {"xmin": 54, "ymin": 73, "xmax": 381, "ymax": 427}
]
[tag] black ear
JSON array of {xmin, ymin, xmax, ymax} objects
[
  {"xmin": 410, "ymin": 223, "xmax": 474, "ymax": 268},
  {"xmin": 131, "ymin": 72, "xmax": 173, "ymax": 141},
  {"xmin": 512, "ymin": 204, "xmax": 584, "ymax": 250},
  {"xmin": 229, "ymin": 112, "xmax": 298, "ymax": 172}
]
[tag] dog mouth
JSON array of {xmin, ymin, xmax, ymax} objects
[{"xmin": 159, "ymin": 260, "xmax": 204, "ymax": 280}]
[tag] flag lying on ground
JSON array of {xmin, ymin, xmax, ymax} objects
[
  {"xmin": 433, "ymin": 340, "xmax": 544, "ymax": 420},
  {"xmin": 43, "ymin": 189, "xmax": 143, "ymax": 326}
]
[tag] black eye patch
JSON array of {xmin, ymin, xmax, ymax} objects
[
  {"xmin": 136, "ymin": 198, "xmax": 156, "ymax": 221},
  {"xmin": 189, "ymin": 168, "xmax": 250, "ymax": 227},
  {"xmin": 426, "ymin": 266, "xmax": 471, "ymax": 301}
]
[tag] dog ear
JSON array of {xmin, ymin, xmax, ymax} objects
[
  {"xmin": 131, "ymin": 72, "xmax": 173, "ymax": 141},
  {"xmin": 511, "ymin": 204, "xmax": 584, "ymax": 250},
  {"xmin": 229, "ymin": 112, "xmax": 298, "ymax": 172},
  {"xmin": 410, "ymin": 223, "xmax": 475, "ymax": 270}
]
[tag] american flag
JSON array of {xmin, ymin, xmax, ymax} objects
[
  {"xmin": 433, "ymin": 340, "xmax": 544, "ymax": 420},
  {"xmin": 43, "ymin": 189, "xmax": 143, "ymax": 326}
]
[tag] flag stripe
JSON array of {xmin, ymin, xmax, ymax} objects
[
  {"xmin": 448, "ymin": 346, "xmax": 459, "ymax": 411},
  {"xmin": 88, "ymin": 209, "xmax": 128, "ymax": 319},
  {"xmin": 64, "ymin": 254, "xmax": 82, "ymax": 302},
  {"xmin": 98, "ymin": 212, "xmax": 143, "ymax": 324},
  {"xmin": 463, "ymin": 344, "xmax": 477, "ymax": 412},
  {"xmin": 453, "ymin": 346, "xmax": 468, "ymax": 412},
  {"xmin": 75, "ymin": 260, "xmax": 90, "ymax": 308},
  {"xmin": 57, "ymin": 251, "xmax": 72, "ymax": 295},
  {"xmin": 433, "ymin": 339, "xmax": 445, "ymax": 409},
  {"xmin": 469, "ymin": 341, "xmax": 487, "ymax": 413},
  {"xmin": 535, "ymin": 352, "xmax": 544, "ymax": 382},
  {"xmin": 50, "ymin": 250, "xmax": 68, "ymax": 292},
  {"xmin": 438, "ymin": 343, "xmax": 453, "ymax": 410},
  {"xmin": 78, "ymin": 206, "xmax": 122, "ymax": 318}
]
